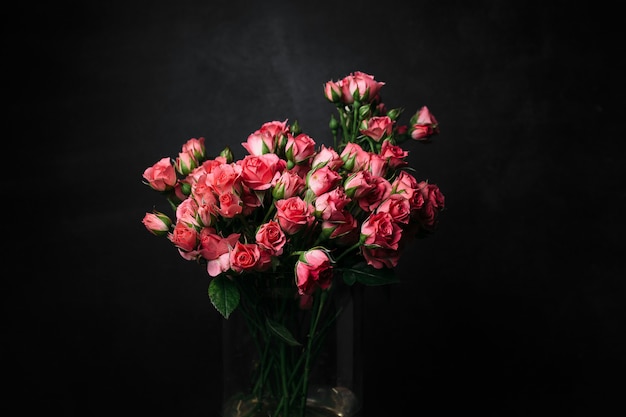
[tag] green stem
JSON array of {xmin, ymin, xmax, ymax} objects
[{"xmin": 334, "ymin": 241, "xmax": 362, "ymax": 263}]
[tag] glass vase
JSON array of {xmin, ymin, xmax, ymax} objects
[{"xmin": 221, "ymin": 275, "xmax": 363, "ymax": 417}]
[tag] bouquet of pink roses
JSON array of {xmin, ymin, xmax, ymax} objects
[{"xmin": 142, "ymin": 71, "xmax": 444, "ymax": 417}]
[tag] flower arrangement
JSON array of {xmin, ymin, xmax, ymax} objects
[{"xmin": 142, "ymin": 71, "xmax": 445, "ymax": 417}]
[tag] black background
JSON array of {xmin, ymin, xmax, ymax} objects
[{"xmin": 7, "ymin": 1, "xmax": 625, "ymax": 416}]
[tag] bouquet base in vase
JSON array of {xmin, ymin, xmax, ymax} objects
[
  {"xmin": 222, "ymin": 386, "xmax": 360, "ymax": 417},
  {"xmin": 221, "ymin": 280, "xmax": 363, "ymax": 417}
]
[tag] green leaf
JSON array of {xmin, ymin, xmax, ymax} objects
[
  {"xmin": 340, "ymin": 262, "xmax": 400, "ymax": 286},
  {"xmin": 208, "ymin": 275, "xmax": 240, "ymax": 319},
  {"xmin": 266, "ymin": 317, "xmax": 301, "ymax": 347}
]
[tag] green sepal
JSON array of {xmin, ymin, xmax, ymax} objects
[
  {"xmin": 340, "ymin": 262, "xmax": 400, "ymax": 286},
  {"xmin": 208, "ymin": 275, "xmax": 240, "ymax": 319},
  {"xmin": 266, "ymin": 317, "xmax": 301, "ymax": 346}
]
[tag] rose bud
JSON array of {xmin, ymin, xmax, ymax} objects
[{"xmin": 142, "ymin": 211, "xmax": 172, "ymax": 236}]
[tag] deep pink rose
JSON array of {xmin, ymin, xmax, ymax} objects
[
  {"xmin": 275, "ymin": 196, "xmax": 315, "ymax": 235},
  {"xmin": 295, "ymin": 249, "xmax": 333, "ymax": 296},
  {"xmin": 143, "ymin": 157, "xmax": 177, "ymax": 191}
]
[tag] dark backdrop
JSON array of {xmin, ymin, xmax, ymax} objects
[{"xmin": 7, "ymin": 1, "xmax": 625, "ymax": 416}]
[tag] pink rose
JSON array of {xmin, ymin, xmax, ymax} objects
[
  {"xmin": 362, "ymin": 246, "xmax": 400, "ymax": 269},
  {"xmin": 340, "ymin": 142, "xmax": 370, "ymax": 172},
  {"xmin": 360, "ymin": 212, "xmax": 402, "ymax": 250},
  {"xmin": 239, "ymin": 153, "xmax": 285, "ymax": 191},
  {"xmin": 339, "ymin": 71, "xmax": 385, "ymax": 104},
  {"xmin": 323, "ymin": 80, "xmax": 342, "ymax": 103},
  {"xmin": 175, "ymin": 150, "xmax": 198, "ymax": 176},
  {"xmin": 168, "ymin": 221, "xmax": 199, "ymax": 255},
  {"xmin": 376, "ymin": 194, "xmax": 411, "ymax": 224},
  {"xmin": 410, "ymin": 106, "xmax": 439, "ymax": 141},
  {"xmin": 360, "ymin": 115, "xmax": 393, "ymax": 142},
  {"xmin": 229, "ymin": 241, "xmax": 261, "ymax": 273},
  {"xmin": 181, "ymin": 137, "xmax": 206, "ymax": 161},
  {"xmin": 142, "ymin": 211, "xmax": 172, "ymax": 236},
  {"xmin": 272, "ymin": 170, "xmax": 306, "ymax": 200},
  {"xmin": 306, "ymin": 165, "xmax": 342, "ymax": 197},
  {"xmin": 285, "ymin": 133, "xmax": 316, "ymax": 166},
  {"xmin": 275, "ymin": 196, "xmax": 315, "ymax": 235},
  {"xmin": 380, "ymin": 141, "xmax": 409, "ymax": 170},
  {"xmin": 295, "ymin": 249, "xmax": 333, "ymax": 296},
  {"xmin": 314, "ymin": 187, "xmax": 350, "ymax": 221},
  {"xmin": 242, "ymin": 120, "xmax": 288, "ymax": 156},
  {"xmin": 311, "ymin": 145, "xmax": 343, "ymax": 170},
  {"xmin": 255, "ymin": 220, "xmax": 287, "ymax": 255},
  {"xmin": 198, "ymin": 229, "xmax": 240, "ymax": 277},
  {"xmin": 216, "ymin": 191, "xmax": 243, "ymax": 218},
  {"xmin": 143, "ymin": 157, "xmax": 177, "ymax": 191}
]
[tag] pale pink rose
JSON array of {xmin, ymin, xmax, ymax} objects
[
  {"xmin": 216, "ymin": 191, "xmax": 242, "ymax": 218},
  {"xmin": 410, "ymin": 106, "xmax": 439, "ymax": 141},
  {"xmin": 229, "ymin": 241, "xmax": 261, "ymax": 273},
  {"xmin": 142, "ymin": 211, "xmax": 172, "ymax": 236},
  {"xmin": 168, "ymin": 221, "xmax": 199, "ymax": 253},
  {"xmin": 311, "ymin": 145, "xmax": 343, "ymax": 170},
  {"xmin": 272, "ymin": 170, "xmax": 306, "ymax": 200},
  {"xmin": 306, "ymin": 165, "xmax": 342, "ymax": 197},
  {"xmin": 255, "ymin": 220, "xmax": 287, "ymax": 255},
  {"xmin": 361, "ymin": 211, "xmax": 402, "ymax": 250},
  {"xmin": 340, "ymin": 142, "xmax": 370, "ymax": 172},
  {"xmin": 376, "ymin": 194, "xmax": 411, "ymax": 224},
  {"xmin": 242, "ymin": 120, "xmax": 288, "ymax": 155},
  {"xmin": 362, "ymin": 246, "xmax": 400, "ymax": 269},
  {"xmin": 198, "ymin": 229, "xmax": 240, "ymax": 277},
  {"xmin": 295, "ymin": 249, "xmax": 333, "ymax": 296},
  {"xmin": 380, "ymin": 141, "xmax": 409, "ymax": 170},
  {"xmin": 360, "ymin": 116, "xmax": 393, "ymax": 142},
  {"xmin": 181, "ymin": 137, "xmax": 206, "ymax": 161},
  {"xmin": 175, "ymin": 198, "xmax": 200, "ymax": 227},
  {"xmin": 239, "ymin": 153, "xmax": 285, "ymax": 191},
  {"xmin": 143, "ymin": 157, "xmax": 177, "ymax": 191},
  {"xmin": 285, "ymin": 133, "xmax": 316, "ymax": 165},
  {"xmin": 339, "ymin": 71, "xmax": 385, "ymax": 104},
  {"xmin": 275, "ymin": 196, "xmax": 315, "ymax": 235}
]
